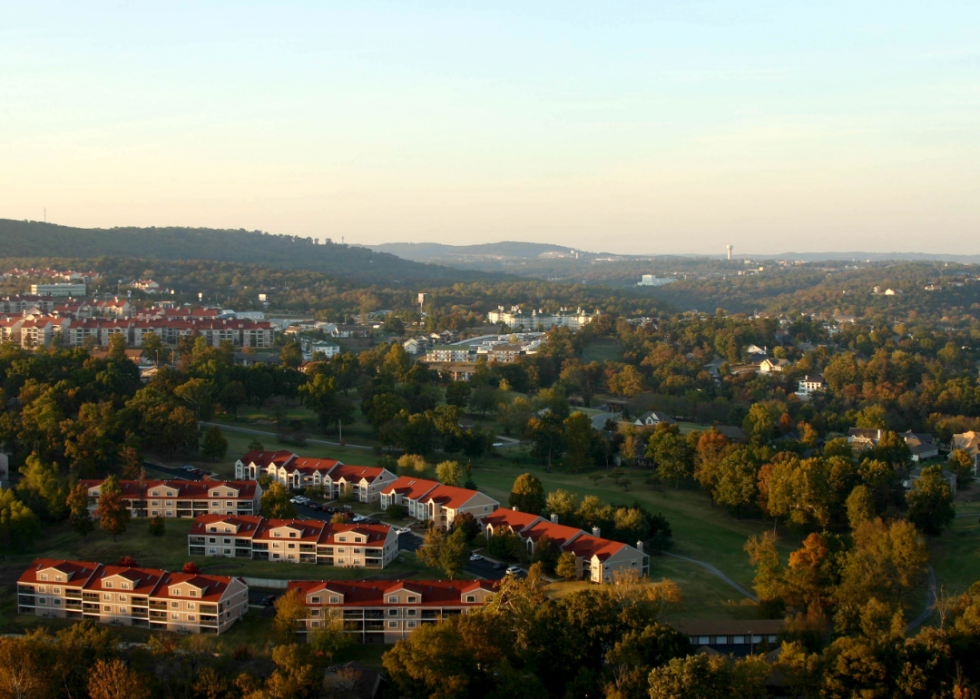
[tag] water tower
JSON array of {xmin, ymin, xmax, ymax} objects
[{"xmin": 726, "ymin": 245, "xmax": 733, "ymax": 261}]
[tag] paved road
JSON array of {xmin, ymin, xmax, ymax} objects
[
  {"xmin": 908, "ymin": 565, "xmax": 938, "ymax": 631},
  {"xmin": 662, "ymin": 551, "xmax": 759, "ymax": 602},
  {"xmin": 467, "ymin": 556, "xmax": 507, "ymax": 580},
  {"xmin": 201, "ymin": 422, "xmax": 373, "ymax": 450},
  {"xmin": 143, "ymin": 461, "xmax": 205, "ymax": 481}
]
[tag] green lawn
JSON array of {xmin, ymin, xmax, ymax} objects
[
  {"xmin": 581, "ymin": 339, "xmax": 622, "ymax": 364},
  {"xmin": 930, "ymin": 512, "xmax": 980, "ymax": 596},
  {"xmin": 469, "ymin": 461, "xmax": 797, "ymax": 590}
]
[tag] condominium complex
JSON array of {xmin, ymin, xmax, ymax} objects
[
  {"xmin": 81, "ymin": 479, "xmax": 262, "ymax": 519},
  {"xmin": 288, "ymin": 579, "xmax": 497, "ymax": 643},
  {"xmin": 234, "ymin": 450, "xmax": 397, "ymax": 502},
  {"xmin": 379, "ymin": 476, "xmax": 499, "ymax": 530},
  {"xmin": 17, "ymin": 559, "xmax": 248, "ymax": 634},
  {"xmin": 188, "ymin": 515, "xmax": 398, "ymax": 568},
  {"xmin": 487, "ymin": 306, "xmax": 598, "ymax": 330},
  {"xmin": 481, "ymin": 508, "xmax": 649, "ymax": 583}
]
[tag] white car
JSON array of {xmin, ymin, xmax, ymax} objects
[
  {"xmin": 506, "ymin": 565, "xmax": 523, "ymax": 576},
  {"xmin": 394, "ymin": 527, "xmax": 411, "ymax": 536},
  {"xmin": 469, "ymin": 554, "xmax": 483, "ymax": 562},
  {"xmin": 289, "ymin": 497, "xmax": 302, "ymax": 504}
]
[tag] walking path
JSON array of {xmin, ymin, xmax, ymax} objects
[
  {"xmin": 661, "ymin": 551, "xmax": 759, "ymax": 602},
  {"xmin": 907, "ymin": 565, "xmax": 937, "ymax": 631}
]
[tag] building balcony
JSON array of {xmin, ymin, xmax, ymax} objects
[
  {"xmin": 149, "ymin": 601, "xmax": 168, "ymax": 610},
  {"xmin": 131, "ymin": 608, "xmax": 148, "ymax": 618},
  {"xmin": 200, "ymin": 604, "xmax": 218, "ymax": 615},
  {"xmin": 64, "ymin": 589, "xmax": 82, "ymax": 599},
  {"xmin": 200, "ymin": 615, "xmax": 218, "ymax": 626},
  {"xmin": 18, "ymin": 596, "xmax": 35, "ymax": 606},
  {"xmin": 189, "ymin": 547, "xmax": 206, "ymax": 556},
  {"xmin": 130, "ymin": 597, "xmax": 148, "ymax": 607},
  {"xmin": 149, "ymin": 611, "xmax": 168, "ymax": 620},
  {"xmin": 83, "ymin": 593, "xmax": 100, "ymax": 602}
]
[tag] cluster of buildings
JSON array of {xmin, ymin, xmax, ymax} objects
[
  {"xmin": 17, "ymin": 559, "xmax": 248, "ymax": 634},
  {"xmin": 487, "ymin": 306, "xmax": 598, "ymax": 331},
  {"xmin": 419, "ymin": 332, "xmax": 546, "ymax": 373},
  {"xmin": 235, "ymin": 451, "xmax": 398, "ymax": 502},
  {"xmin": 0, "ymin": 296, "xmax": 277, "ymax": 349},
  {"xmin": 189, "ymin": 515, "xmax": 398, "ymax": 568},
  {"xmin": 1, "ymin": 267, "xmax": 97, "ymax": 282},
  {"xmin": 400, "ymin": 330, "xmax": 460, "ymax": 357}
]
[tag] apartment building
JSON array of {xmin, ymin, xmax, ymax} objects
[
  {"xmin": 481, "ymin": 508, "xmax": 649, "ymax": 583},
  {"xmin": 17, "ymin": 559, "xmax": 248, "ymax": 634},
  {"xmin": 31, "ymin": 283, "xmax": 87, "ymax": 297},
  {"xmin": 188, "ymin": 515, "xmax": 398, "ymax": 568},
  {"xmin": 235, "ymin": 450, "xmax": 397, "ymax": 502},
  {"xmin": 487, "ymin": 306, "xmax": 598, "ymax": 330},
  {"xmin": 289, "ymin": 579, "xmax": 497, "ymax": 643},
  {"xmin": 81, "ymin": 479, "xmax": 261, "ymax": 519},
  {"xmin": 425, "ymin": 345, "xmax": 473, "ymax": 363},
  {"xmin": 379, "ymin": 477, "xmax": 499, "ymax": 530}
]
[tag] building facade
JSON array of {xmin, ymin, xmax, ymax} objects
[
  {"xmin": 81, "ymin": 479, "xmax": 261, "ymax": 519},
  {"xmin": 234, "ymin": 451, "xmax": 397, "ymax": 502},
  {"xmin": 17, "ymin": 559, "xmax": 248, "ymax": 634},
  {"xmin": 288, "ymin": 579, "xmax": 497, "ymax": 643},
  {"xmin": 188, "ymin": 515, "xmax": 398, "ymax": 568},
  {"xmin": 379, "ymin": 477, "xmax": 499, "ymax": 530}
]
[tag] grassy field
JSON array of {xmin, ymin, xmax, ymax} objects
[
  {"xmin": 581, "ymin": 339, "xmax": 622, "ymax": 364},
  {"xmin": 930, "ymin": 508, "xmax": 980, "ymax": 597}
]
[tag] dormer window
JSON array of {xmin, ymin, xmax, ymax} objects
[
  {"xmin": 39, "ymin": 574, "xmax": 48, "ymax": 581},
  {"xmin": 105, "ymin": 582, "xmax": 113, "ymax": 589},
  {"xmin": 329, "ymin": 596, "xmax": 339, "ymax": 604},
  {"xmin": 289, "ymin": 532, "xmax": 296, "ymax": 538},
  {"xmin": 407, "ymin": 596, "xmax": 418, "ymax": 603},
  {"xmin": 209, "ymin": 527, "xmax": 217, "ymax": 533},
  {"xmin": 274, "ymin": 532, "xmax": 281, "ymax": 537},
  {"xmin": 311, "ymin": 596, "xmax": 320, "ymax": 604},
  {"xmin": 121, "ymin": 583, "xmax": 129, "ymax": 590},
  {"xmin": 55, "ymin": 576, "xmax": 63, "ymax": 582},
  {"xmin": 388, "ymin": 596, "xmax": 398, "ymax": 603},
  {"xmin": 339, "ymin": 536, "xmax": 346, "ymax": 542},
  {"xmin": 189, "ymin": 590, "xmax": 197, "ymax": 597},
  {"xmin": 466, "ymin": 596, "xmax": 476, "ymax": 603}
]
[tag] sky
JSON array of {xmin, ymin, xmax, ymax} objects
[{"xmin": 2, "ymin": 1, "xmax": 979, "ymax": 255}]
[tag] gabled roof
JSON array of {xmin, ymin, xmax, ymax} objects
[
  {"xmin": 380, "ymin": 476, "xmax": 440, "ymax": 500},
  {"xmin": 421, "ymin": 484, "xmax": 484, "ymax": 510},
  {"xmin": 561, "ymin": 533, "xmax": 627, "ymax": 561},
  {"xmin": 520, "ymin": 520, "xmax": 584, "ymax": 547},
  {"xmin": 240, "ymin": 450, "xmax": 296, "ymax": 468},
  {"xmin": 286, "ymin": 579, "xmax": 497, "ymax": 607},
  {"xmin": 479, "ymin": 507, "xmax": 543, "ymax": 533}
]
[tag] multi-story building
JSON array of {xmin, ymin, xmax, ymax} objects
[
  {"xmin": 288, "ymin": 579, "xmax": 497, "ymax": 643},
  {"xmin": 81, "ymin": 479, "xmax": 262, "ymax": 519},
  {"xmin": 488, "ymin": 306, "xmax": 598, "ymax": 331},
  {"xmin": 17, "ymin": 559, "xmax": 248, "ymax": 634},
  {"xmin": 481, "ymin": 508, "xmax": 649, "ymax": 583},
  {"xmin": 30, "ymin": 283, "xmax": 87, "ymax": 297},
  {"xmin": 234, "ymin": 451, "xmax": 397, "ymax": 502},
  {"xmin": 424, "ymin": 345, "xmax": 473, "ymax": 363},
  {"xmin": 379, "ymin": 477, "xmax": 499, "ymax": 530},
  {"xmin": 188, "ymin": 515, "xmax": 399, "ymax": 568}
]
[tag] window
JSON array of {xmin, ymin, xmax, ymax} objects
[
  {"xmin": 388, "ymin": 609, "xmax": 398, "ymax": 616},
  {"xmin": 188, "ymin": 615, "xmax": 195, "ymax": 621},
  {"xmin": 53, "ymin": 599, "xmax": 61, "ymax": 606},
  {"xmin": 119, "ymin": 595, "xmax": 127, "ymax": 601},
  {"xmin": 274, "ymin": 532, "xmax": 281, "ymax": 537},
  {"xmin": 171, "ymin": 602, "xmax": 179, "ymax": 609},
  {"xmin": 52, "ymin": 587, "xmax": 60, "ymax": 594},
  {"xmin": 40, "ymin": 574, "xmax": 48, "ymax": 581},
  {"xmin": 407, "ymin": 596, "xmax": 417, "ymax": 603},
  {"xmin": 329, "ymin": 596, "xmax": 340, "ymax": 604},
  {"xmin": 172, "ymin": 613, "xmax": 179, "ymax": 620},
  {"xmin": 388, "ymin": 621, "xmax": 398, "ymax": 628},
  {"xmin": 466, "ymin": 596, "xmax": 476, "ymax": 603},
  {"xmin": 311, "ymin": 596, "xmax": 320, "ymax": 604},
  {"xmin": 406, "ymin": 609, "xmax": 416, "ymax": 616},
  {"xmin": 105, "ymin": 582, "xmax": 114, "ymax": 589},
  {"xmin": 55, "ymin": 575, "xmax": 63, "ymax": 582},
  {"xmin": 189, "ymin": 591, "xmax": 197, "ymax": 597},
  {"xmin": 407, "ymin": 621, "xmax": 416, "ymax": 628},
  {"xmin": 388, "ymin": 596, "xmax": 398, "ymax": 604},
  {"xmin": 188, "ymin": 602, "xmax": 196, "ymax": 610},
  {"xmin": 120, "ymin": 607, "xmax": 127, "ymax": 614},
  {"xmin": 339, "ymin": 536, "xmax": 347, "ymax": 542},
  {"xmin": 103, "ymin": 605, "xmax": 111, "ymax": 612},
  {"xmin": 289, "ymin": 532, "xmax": 296, "ymax": 538},
  {"xmin": 103, "ymin": 593, "xmax": 111, "ymax": 600},
  {"xmin": 38, "ymin": 598, "xmax": 47, "ymax": 605}
]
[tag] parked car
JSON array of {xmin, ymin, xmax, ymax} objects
[
  {"xmin": 506, "ymin": 565, "xmax": 523, "ymax": 576},
  {"xmin": 289, "ymin": 497, "xmax": 302, "ymax": 504},
  {"xmin": 493, "ymin": 562, "xmax": 506, "ymax": 570},
  {"xmin": 361, "ymin": 517, "xmax": 379, "ymax": 525},
  {"xmin": 260, "ymin": 595, "xmax": 277, "ymax": 607},
  {"xmin": 469, "ymin": 554, "xmax": 484, "ymax": 562},
  {"xmin": 394, "ymin": 527, "xmax": 410, "ymax": 535},
  {"xmin": 181, "ymin": 465, "xmax": 195, "ymax": 472}
]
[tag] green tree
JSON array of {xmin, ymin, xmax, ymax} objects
[
  {"xmin": 397, "ymin": 453, "xmax": 428, "ymax": 475},
  {"xmin": 906, "ymin": 465, "xmax": 956, "ymax": 536},
  {"xmin": 0, "ymin": 489, "xmax": 42, "ymax": 552},
  {"xmin": 530, "ymin": 534, "xmax": 560, "ymax": 572},
  {"xmin": 201, "ymin": 426, "xmax": 228, "ymax": 461},
  {"xmin": 563, "ymin": 412, "xmax": 597, "ymax": 472},
  {"xmin": 948, "ymin": 449, "xmax": 975, "ymax": 487},
  {"xmin": 66, "ymin": 481, "xmax": 94, "ymax": 536},
  {"xmin": 545, "ymin": 489, "xmax": 580, "ymax": 524},
  {"xmin": 148, "ymin": 515, "xmax": 166, "ymax": 536},
  {"xmin": 509, "ymin": 473, "xmax": 546, "ymax": 515},
  {"xmin": 299, "ymin": 373, "xmax": 353, "ymax": 433},
  {"xmin": 273, "ymin": 588, "xmax": 307, "ymax": 641},
  {"xmin": 556, "ymin": 551, "xmax": 578, "ymax": 581},
  {"xmin": 607, "ymin": 365, "xmax": 643, "ymax": 398},
  {"xmin": 280, "ymin": 341, "xmax": 303, "ymax": 368},
  {"xmin": 96, "ymin": 475, "xmax": 129, "ymax": 539},
  {"xmin": 17, "ymin": 454, "xmax": 68, "ymax": 520},
  {"xmin": 445, "ymin": 381, "xmax": 471, "ymax": 409},
  {"xmin": 646, "ymin": 424, "xmax": 692, "ymax": 489},
  {"xmin": 743, "ymin": 403, "xmax": 775, "ymax": 441},
  {"xmin": 436, "ymin": 461, "xmax": 465, "ymax": 487},
  {"xmin": 418, "ymin": 526, "xmax": 469, "ymax": 580},
  {"xmin": 262, "ymin": 482, "xmax": 297, "ymax": 519},
  {"xmin": 845, "ymin": 485, "xmax": 877, "ymax": 529}
]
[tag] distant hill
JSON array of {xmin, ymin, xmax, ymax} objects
[
  {"xmin": 0, "ymin": 220, "xmax": 493, "ymax": 285},
  {"xmin": 367, "ymin": 241, "xmax": 581, "ymax": 261}
]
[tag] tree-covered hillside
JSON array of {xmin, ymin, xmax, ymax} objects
[{"xmin": 0, "ymin": 219, "xmax": 492, "ymax": 285}]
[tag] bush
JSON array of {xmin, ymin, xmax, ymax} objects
[
  {"xmin": 148, "ymin": 516, "xmax": 166, "ymax": 536},
  {"xmin": 385, "ymin": 504, "xmax": 408, "ymax": 519}
]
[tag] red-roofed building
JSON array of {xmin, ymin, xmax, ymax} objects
[
  {"xmin": 17, "ymin": 558, "xmax": 248, "ymax": 634},
  {"xmin": 287, "ymin": 579, "xmax": 497, "ymax": 642},
  {"xmin": 380, "ymin": 477, "xmax": 500, "ymax": 529},
  {"xmin": 234, "ymin": 451, "xmax": 397, "ymax": 501},
  {"xmin": 479, "ymin": 508, "xmax": 649, "ymax": 583},
  {"xmin": 188, "ymin": 514, "xmax": 398, "ymax": 568},
  {"xmin": 81, "ymin": 479, "xmax": 261, "ymax": 519}
]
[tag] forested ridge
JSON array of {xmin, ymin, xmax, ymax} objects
[{"xmin": 0, "ymin": 219, "xmax": 495, "ymax": 285}]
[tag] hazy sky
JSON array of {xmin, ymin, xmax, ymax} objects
[{"xmin": 2, "ymin": 1, "xmax": 979, "ymax": 255}]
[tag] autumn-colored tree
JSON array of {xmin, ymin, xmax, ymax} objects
[
  {"xmin": 96, "ymin": 475, "xmax": 130, "ymax": 539},
  {"xmin": 182, "ymin": 562, "xmax": 201, "ymax": 574},
  {"xmin": 509, "ymin": 473, "xmax": 546, "ymax": 515},
  {"xmin": 556, "ymin": 551, "xmax": 578, "ymax": 581},
  {"xmin": 87, "ymin": 658, "xmax": 150, "ymax": 699},
  {"xmin": 66, "ymin": 481, "xmax": 94, "ymax": 536},
  {"xmin": 273, "ymin": 589, "xmax": 308, "ymax": 642},
  {"xmin": 261, "ymin": 482, "xmax": 296, "ymax": 519},
  {"xmin": 906, "ymin": 465, "xmax": 956, "ymax": 536}
]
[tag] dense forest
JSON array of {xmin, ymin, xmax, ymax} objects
[{"xmin": 0, "ymin": 220, "xmax": 495, "ymax": 285}]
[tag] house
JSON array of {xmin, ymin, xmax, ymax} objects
[
  {"xmin": 674, "ymin": 619, "xmax": 784, "ymax": 655},
  {"xmin": 847, "ymin": 428, "xmax": 884, "ymax": 452},
  {"xmin": 17, "ymin": 558, "xmax": 248, "ymax": 634},
  {"xmin": 796, "ymin": 375, "xmax": 827, "ymax": 396},
  {"xmin": 234, "ymin": 451, "xmax": 397, "ymax": 502},
  {"xmin": 713, "ymin": 425, "xmax": 748, "ymax": 443},
  {"xmin": 306, "ymin": 340, "xmax": 341, "ymax": 360},
  {"xmin": 902, "ymin": 432, "xmax": 939, "ymax": 462},
  {"xmin": 380, "ymin": 477, "xmax": 499, "ymax": 530},
  {"xmin": 288, "ymin": 579, "xmax": 497, "ymax": 643},
  {"xmin": 188, "ymin": 515, "xmax": 398, "ymax": 568},
  {"xmin": 480, "ymin": 508, "xmax": 649, "ymax": 583},
  {"xmin": 81, "ymin": 479, "xmax": 261, "ymax": 519},
  {"xmin": 951, "ymin": 432, "xmax": 980, "ymax": 473},
  {"xmin": 633, "ymin": 411, "xmax": 675, "ymax": 428},
  {"xmin": 758, "ymin": 358, "xmax": 791, "ymax": 374}
]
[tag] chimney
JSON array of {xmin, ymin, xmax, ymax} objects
[
  {"xmin": 637, "ymin": 541, "xmax": 644, "ymax": 552},
  {"xmin": 550, "ymin": 513, "xmax": 558, "ymax": 524},
  {"xmin": 592, "ymin": 526, "xmax": 601, "ymax": 538}
]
